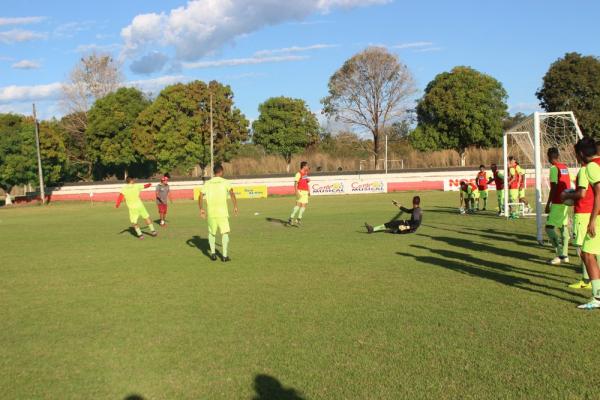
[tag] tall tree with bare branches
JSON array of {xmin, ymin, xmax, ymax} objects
[
  {"xmin": 60, "ymin": 53, "xmax": 123, "ymax": 180},
  {"xmin": 321, "ymin": 47, "xmax": 416, "ymax": 169}
]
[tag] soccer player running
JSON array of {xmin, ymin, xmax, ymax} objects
[
  {"xmin": 475, "ymin": 165, "xmax": 490, "ymax": 211},
  {"xmin": 156, "ymin": 174, "xmax": 172, "ymax": 226},
  {"xmin": 365, "ymin": 196, "xmax": 422, "ymax": 234},
  {"xmin": 577, "ymin": 137, "xmax": 600, "ymax": 309},
  {"xmin": 544, "ymin": 147, "xmax": 572, "ymax": 265},
  {"xmin": 198, "ymin": 164, "xmax": 238, "ymax": 262},
  {"xmin": 507, "ymin": 156, "xmax": 521, "ymax": 219},
  {"xmin": 115, "ymin": 177, "xmax": 157, "ymax": 239},
  {"xmin": 562, "ymin": 139, "xmax": 593, "ymax": 289},
  {"xmin": 488, "ymin": 163, "xmax": 505, "ymax": 215},
  {"xmin": 288, "ymin": 161, "xmax": 310, "ymax": 226},
  {"xmin": 459, "ymin": 180, "xmax": 479, "ymax": 213}
]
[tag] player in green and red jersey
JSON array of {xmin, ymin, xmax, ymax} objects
[
  {"xmin": 288, "ymin": 161, "xmax": 310, "ymax": 226},
  {"xmin": 562, "ymin": 142, "xmax": 593, "ymax": 290},
  {"xmin": 459, "ymin": 180, "xmax": 479, "ymax": 213},
  {"xmin": 475, "ymin": 165, "xmax": 490, "ymax": 211},
  {"xmin": 516, "ymin": 162, "xmax": 531, "ymax": 214},
  {"xmin": 507, "ymin": 156, "xmax": 521, "ymax": 219},
  {"xmin": 488, "ymin": 163, "xmax": 505, "ymax": 215},
  {"xmin": 544, "ymin": 147, "xmax": 572, "ymax": 265},
  {"xmin": 115, "ymin": 177, "xmax": 157, "ymax": 239}
]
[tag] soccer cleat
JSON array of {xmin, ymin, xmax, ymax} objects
[
  {"xmin": 149, "ymin": 231, "xmax": 158, "ymax": 237},
  {"xmin": 568, "ymin": 280, "xmax": 592, "ymax": 290},
  {"xmin": 577, "ymin": 298, "xmax": 600, "ymax": 310},
  {"xmin": 222, "ymin": 256, "xmax": 231, "ymax": 262},
  {"xmin": 295, "ymin": 218, "xmax": 301, "ymax": 226},
  {"xmin": 365, "ymin": 223, "xmax": 374, "ymax": 234},
  {"xmin": 548, "ymin": 257, "xmax": 561, "ymax": 265},
  {"xmin": 560, "ymin": 256, "xmax": 570, "ymax": 264},
  {"xmin": 138, "ymin": 235, "xmax": 144, "ymax": 240},
  {"xmin": 210, "ymin": 253, "xmax": 218, "ymax": 261}
]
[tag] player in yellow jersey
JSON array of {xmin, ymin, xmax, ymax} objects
[{"xmin": 115, "ymin": 177, "xmax": 157, "ymax": 239}]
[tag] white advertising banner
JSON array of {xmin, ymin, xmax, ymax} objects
[
  {"xmin": 443, "ymin": 177, "xmax": 498, "ymax": 192},
  {"xmin": 310, "ymin": 181, "xmax": 346, "ymax": 196},
  {"xmin": 310, "ymin": 180, "xmax": 387, "ymax": 195},
  {"xmin": 348, "ymin": 180, "xmax": 387, "ymax": 195}
]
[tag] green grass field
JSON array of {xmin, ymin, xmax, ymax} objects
[{"xmin": 2, "ymin": 192, "xmax": 600, "ymax": 399}]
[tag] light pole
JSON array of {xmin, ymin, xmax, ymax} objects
[
  {"xmin": 210, "ymin": 92, "xmax": 214, "ymax": 177},
  {"xmin": 384, "ymin": 133, "xmax": 388, "ymax": 174}
]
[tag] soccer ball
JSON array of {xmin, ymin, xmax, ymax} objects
[{"xmin": 562, "ymin": 189, "xmax": 576, "ymax": 206}]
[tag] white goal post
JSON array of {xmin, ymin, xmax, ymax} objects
[{"xmin": 503, "ymin": 111, "xmax": 583, "ymax": 243}]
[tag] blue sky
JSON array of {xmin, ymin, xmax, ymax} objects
[{"xmin": 1, "ymin": 0, "xmax": 599, "ymax": 124}]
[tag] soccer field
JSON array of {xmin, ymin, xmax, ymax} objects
[{"xmin": 2, "ymin": 192, "xmax": 599, "ymax": 399}]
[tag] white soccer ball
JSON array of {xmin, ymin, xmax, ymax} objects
[{"xmin": 254, "ymin": 212, "xmax": 260, "ymax": 216}]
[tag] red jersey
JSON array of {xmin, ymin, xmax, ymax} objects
[
  {"xmin": 575, "ymin": 166, "xmax": 593, "ymax": 214},
  {"xmin": 508, "ymin": 166, "xmax": 521, "ymax": 189},
  {"xmin": 493, "ymin": 170, "xmax": 504, "ymax": 190},
  {"xmin": 476, "ymin": 171, "xmax": 488, "ymax": 190},
  {"xmin": 296, "ymin": 170, "xmax": 310, "ymax": 191},
  {"xmin": 550, "ymin": 162, "xmax": 571, "ymax": 204}
]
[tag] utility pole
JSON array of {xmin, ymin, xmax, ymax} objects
[
  {"xmin": 32, "ymin": 104, "xmax": 46, "ymax": 204},
  {"xmin": 384, "ymin": 133, "xmax": 388, "ymax": 174},
  {"xmin": 210, "ymin": 92, "xmax": 214, "ymax": 177}
]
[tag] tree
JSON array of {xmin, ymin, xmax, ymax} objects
[
  {"xmin": 502, "ymin": 112, "xmax": 528, "ymax": 131},
  {"xmin": 133, "ymin": 80, "xmax": 249, "ymax": 175},
  {"xmin": 60, "ymin": 53, "xmax": 123, "ymax": 179},
  {"xmin": 322, "ymin": 47, "xmax": 416, "ymax": 169},
  {"xmin": 252, "ymin": 97, "xmax": 319, "ymax": 171},
  {"xmin": 536, "ymin": 52, "xmax": 600, "ymax": 137},
  {"xmin": 86, "ymin": 87, "xmax": 150, "ymax": 179},
  {"xmin": 411, "ymin": 66, "xmax": 508, "ymax": 166}
]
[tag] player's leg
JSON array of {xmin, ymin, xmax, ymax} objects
[
  {"xmin": 481, "ymin": 190, "xmax": 488, "ymax": 210},
  {"xmin": 289, "ymin": 201, "xmax": 301, "ymax": 223},
  {"xmin": 219, "ymin": 218, "xmax": 231, "ymax": 262},
  {"xmin": 546, "ymin": 205, "xmax": 568, "ymax": 264},
  {"xmin": 140, "ymin": 206, "xmax": 156, "ymax": 236},
  {"xmin": 569, "ymin": 214, "xmax": 592, "ymax": 289},
  {"xmin": 579, "ymin": 221, "xmax": 600, "ymax": 308},
  {"xmin": 496, "ymin": 189, "xmax": 504, "ymax": 215},
  {"xmin": 207, "ymin": 218, "xmax": 218, "ymax": 260},
  {"xmin": 509, "ymin": 189, "xmax": 519, "ymax": 218},
  {"xmin": 128, "ymin": 208, "xmax": 144, "ymax": 238},
  {"xmin": 296, "ymin": 191, "xmax": 309, "ymax": 225}
]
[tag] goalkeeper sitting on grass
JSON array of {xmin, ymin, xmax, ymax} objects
[{"xmin": 365, "ymin": 196, "xmax": 422, "ymax": 234}]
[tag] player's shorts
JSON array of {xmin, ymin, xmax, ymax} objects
[
  {"xmin": 583, "ymin": 219, "xmax": 600, "ymax": 254},
  {"xmin": 296, "ymin": 190, "xmax": 309, "ymax": 204},
  {"xmin": 157, "ymin": 203, "xmax": 168, "ymax": 214},
  {"xmin": 208, "ymin": 217, "xmax": 230, "ymax": 235},
  {"xmin": 128, "ymin": 205, "xmax": 149, "ymax": 224},
  {"xmin": 478, "ymin": 189, "xmax": 488, "ymax": 199},
  {"xmin": 509, "ymin": 189, "xmax": 519, "ymax": 204},
  {"xmin": 574, "ymin": 213, "xmax": 591, "ymax": 247},
  {"xmin": 546, "ymin": 204, "xmax": 569, "ymax": 227},
  {"xmin": 519, "ymin": 188, "xmax": 526, "ymax": 198}
]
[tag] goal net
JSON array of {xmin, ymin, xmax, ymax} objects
[{"xmin": 503, "ymin": 111, "xmax": 583, "ymax": 242}]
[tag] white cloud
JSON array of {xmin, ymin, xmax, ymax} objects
[
  {"xmin": 183, "ymin": 55, "xmax": 308, "ymax": 69},
  {"xmin": 130, "ymin": 51, "xmax": 169, "ymax": 74},
  {"xmin": 413, "ymin": 47, "xmax": 442, "ymax": 53},
  {"xmin": 0, "ymin": 16, "xmax": 46, "ymax": 26},
  {"xmin": 54, "ymin": 21, "xmax": 95, "ymax": 38},
  {"xmin": 74, "ymin": 43, "xmax": 121, "ymax": 53},
  {"xmin": 0, "ymin": 82, "xmax": 62, "ymax": 104},
  {"xmin": 254, "ymin": 43, "xmax": 337, "ymax": 57},
  {"xmin": 392, "ymin": 41, "xmax": 433, "ymax": 50},
  {"xmin": 0, "ymin": 29, "xmax": 47, "ymax": 44},
  {"xmin": 121, "ymin": 0, "xmax": 388, "ymax": 63},
  {"xmin": 11, "ymin": 59, "xmax": 41, "ymax": 69}
]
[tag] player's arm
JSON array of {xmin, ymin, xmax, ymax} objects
[
  {"xmin": 143, "ymin": 183, "xmax": 151, "ymax": 189},
  {"xmin": 588, "ymin": 182, "xmax": 600, "ymax": 238},
  {"xmin": 400, "ymin": 206, "xmax": 413, "ymax": 213},
  {"xmin": 156, "ymin": 186, "xmax": 163, "ymax": 204},
  {"xmin": 198, "ymin": 191, "xmax": 206, "ymax": 218},
  {"xmin": 115, "ymin": 193, "xmax": 124, "ymax": 208},
  {"xmin": 545, "ymin": 183, "xmax": 556, "ymax": 214},
  {"xmin": 229, "ymin": 188, "xmax": 238, "ymax": 215}
]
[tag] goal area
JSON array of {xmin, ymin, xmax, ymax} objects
[{"xmin": 503, "ymin": 111, "xmax": 583, "ymax": 243}]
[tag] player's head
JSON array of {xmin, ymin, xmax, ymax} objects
[
  {"xmin": 479, "ymin": 164, "xmax": 485, "ymax": 171},
  {"xmin": 575, "ymin": 136, "xmax": 597, "ymax": 162},
  {"xmin": 547, "ymin": 147, "xmax": 559, "ymax": 163},
  {"xmin": 491, "ymin": 163, "xmax": 498, "ymax": 172},
  {"xmin": 508, "ymin": 156, "xmax": 515, "ymax": 166},
  {"xmin": 300, "ymin": 161, "xmax": 308, "ymax": 172},
  {"xmin": 213, "ymin": 164, "xmax": 224, "ymax": 176},
  {"xmin": 412, "ymin": 196, "xmax": 421, "ymax": 206},
  {"xmin": 126, "ymin": 176, "xmax": 135, "ymax": 184},
  {"xmin": 459, "ymin": 180, "xmax": 467, "ymax": 189},
  {"xmin": 161, "ymin": 173, "xmax": 169, "ymax": 183}
]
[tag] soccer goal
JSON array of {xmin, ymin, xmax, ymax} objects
[{"xmin": 503, "ymin": 111, "xmax": 583, "ymax": 243}]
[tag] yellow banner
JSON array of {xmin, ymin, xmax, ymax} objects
[
  {"xmin": 233, "ymin": 185, "xmax": 268, "ymax": 199},
  {"xmin": 193, "ymin": 186, "xmax": 202, "ymax": 201}
]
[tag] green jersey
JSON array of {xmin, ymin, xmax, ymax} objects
[
  {"xmin": 202, "ymin": 177, "xmax": 232, "ymax": 218},
  {"xmin": 120, "ymin": 183, "xmax": 144, "ymax": 208}
]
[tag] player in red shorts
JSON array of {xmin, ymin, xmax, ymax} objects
[{"xmin": 156, "ymin": 174, "xmax": 172, "ymax": 226}]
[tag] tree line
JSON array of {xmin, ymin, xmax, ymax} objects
[{"xmin": 1, "ymin": 49, "xmax": 600, "ymax": 195}]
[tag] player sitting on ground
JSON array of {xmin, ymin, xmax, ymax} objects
[
  {"xmin": 545, "ymin": 147, "xmax": 572, "ymax": 265},
  {"xmin": 364, "ymin": 196, "xmax": 422, "ymax": 234},
  {"xmin": 459, "ymin": 180, "xmax": 479, "ymax": 213},
  {"xmin": 116, "ymin": 177, "xmax": 157, "ymax": 239}
]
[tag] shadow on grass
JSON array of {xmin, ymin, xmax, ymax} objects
[
  {"xmin": 118, "ymin": 228, "xmax": 138, "ymax": 238},
  {"xmin": 123, "ymin": 395, "xmax": 145, "ymax": 400},
  {"xmin": 265, "ymin": 217, "xmax": 288, "ymax": 226},
  {"xmin": 396, "ymin": 250, "xmax": 580, "ymax": 304},
  {"xmin": 427, "ymin": 206, "xmax": 500, "ymax": 219},
  {"xmin": 186, "ymin": 235, "xmax": 213, "ymax": 258},
  {"xmin": 252, "ymin": 374, "xmax": 305, "ymax": 400}
]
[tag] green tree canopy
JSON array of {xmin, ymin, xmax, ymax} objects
[
  {"xmin": 133, "ymin": 80, "xmax": 249, "ymax": 175},
  {"xmin": 86, "ymin": 87, "xmax": 150, "ymax": 179},
  {"xmin": 536, "ymin": 52, "xmax": 600, "ymax": 137},
  {"xmin": 411, "ymin": 66, "xmax": 508, "ymax": 165},
  {"xmin": 252, "ymin": 96, "xmax": 319, "ymax": 170}
]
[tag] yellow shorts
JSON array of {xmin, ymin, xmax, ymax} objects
[
  {"xmin": 509, "ymin": 189, "xmax": 519, "ymax": 203},
  {"xmin": 519, "ymin": 188, "xmax": 526, "ymax": 198},
  {"xmin": 468, "ymin": 190, "xmax": 479, "ymax": 200},
  {"xmin": 208, "ymin": 217, "xmax": 230, "ymax": 235},
  {"xmin": 478, "ymin": 189, "xmax": 488, "ymax": 199},
  {"xmin": 582, "ymin": 219, "xmax": 600, "ymax": 255},
  {"xmin": 128, "ymin": 205, "xmax": 149, "ymax": 224},
  {"xmin": 574, "ymin": 213, "xmax": 590, "ymax": 247},
  {"xmin": 296, "ymin": 190, "xmax": 309, "ymax": 204},
  {"xmin": 546, "ymin": 204, "xmax": 568, "ymax": 228}
]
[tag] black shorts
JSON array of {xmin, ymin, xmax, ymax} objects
[{"xmin": 384, "ymin": 220, "xmax": 417, "ymax": 234}]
